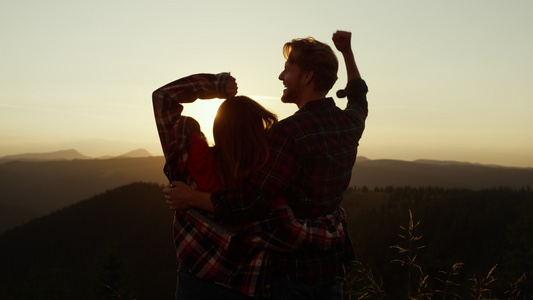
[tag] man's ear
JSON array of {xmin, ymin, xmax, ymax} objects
[{"xmin": 302, "ymin": 70, "xmax": 314, "ymax": 86}]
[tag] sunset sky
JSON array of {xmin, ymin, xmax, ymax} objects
[{"xmin": 1, "ymin": 0, "xmax": 532, "ymax": 168}]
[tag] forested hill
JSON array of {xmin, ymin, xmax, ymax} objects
[
  {"xmin": 341, "ymin": 186, "xmax": 533, "ymax": 299},
  {"xmin": 0, "ymin": 182, "xmax": 177, "ymax": 300},
  {"xmin": 0, "ymin": 182, "xmax": 531, "ymax": 299},
  {"xmin": 0, "ymin": 156, "xmax": 168, "ymax": 234}
]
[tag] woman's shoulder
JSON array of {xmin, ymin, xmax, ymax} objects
[
  {"xmin": 189, "ymin": 132, "xmax": 212, "ymax": 163},
  {"xmin": 188, "ymin": 132, "xmax": 220, "ymax": 192}
]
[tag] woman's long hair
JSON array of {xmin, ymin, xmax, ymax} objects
[{"xmin": 212, "ymin": 96, "xmax": 278, "ymax": 190}]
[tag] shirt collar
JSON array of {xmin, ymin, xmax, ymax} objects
[{"xmin": 297, "ymin": 97, "xmax": 335, "ymax": 113}]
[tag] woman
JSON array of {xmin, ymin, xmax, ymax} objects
[{"xmin": 153, "ymin": 72, "xmax": 346, "ymax": 299}]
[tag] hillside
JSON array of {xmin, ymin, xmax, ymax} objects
[
  {"xmin": 0, "ymin": 182, "xmax": 176, "ymax": 300},
  {"xmin": 341, "ymin": 186, "xmax": 533, "ymax": 299},
  {"xmin": 0, "ymin": 156, "xmax": 168, "ymax": 234},
  {"xmin": 1, "ymin": 183, "xmax": 531, "ymax": 299}
]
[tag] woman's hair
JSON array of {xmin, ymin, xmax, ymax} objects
[
  {"xmin": 212, "ymin": 96, "xmax": 278, "ymax": 190},
  {"xmin": 283, "ymin": 37, "xmax": 339, "ymax": 94}
]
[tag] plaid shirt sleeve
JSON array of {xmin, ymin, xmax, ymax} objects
[
  {"xmin": 243, "ymin": 205, "xmax": 347, "ymax": 252},
  {"xmin": 152, "ymin": 73, "xmax": 230, "ymax": 182},
  {"xmin": 344, "ymin": 78, "xmax": 369, "ymax": 121}
]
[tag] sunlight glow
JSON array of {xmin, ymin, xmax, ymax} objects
[{"xmin": 181, "ymin": 98, "xmax": 225, "ymax": 145}]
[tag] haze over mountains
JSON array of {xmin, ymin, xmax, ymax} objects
[{"xmin": 0, "ymin": 149, "xmax": 531, "ymax": 234}]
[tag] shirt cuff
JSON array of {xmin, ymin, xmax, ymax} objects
[
  {"xmin": 337, "ymin": 78, "xmax": 368, "ymax": 98},
  {"xmin": 214, "ymin": 72, "xmax": 231, "ymax": 98},
  {"xmin": 211, "ymin": 190, "xmax": 228, "ymax": 220}
]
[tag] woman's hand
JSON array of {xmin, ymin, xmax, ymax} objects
[
  {"xmin": 164, "ymin": 181, "xmax": 215, "ymax": 212},
  {"xmin": 225, "ymin": 76, "xmax": 238, "ymax": 98},
  {"xmin": 164, "ymin": 182, "xmax": 192, "ymax": 211}
]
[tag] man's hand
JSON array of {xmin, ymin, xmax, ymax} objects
[
  {"xmin": 164, "ymin": 181, "xmax": 193, "ymax": 211},
  {"xmin": 333, "ymin": 30, "xmax": 360, "ymax": 80},
  {"xmin": 163, "ymin": 181, "xmax": 215, "ymax": 212},
  {"xmin": 332, "ymin": 30, "xmax": 352, "ymax": 54}
]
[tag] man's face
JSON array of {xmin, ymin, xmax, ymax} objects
[{"xmin": 278, "ymin": 61, "xmax": 305, "ymax": 105}]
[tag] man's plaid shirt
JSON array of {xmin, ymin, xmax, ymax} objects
[
  {"xmin": 153, "ymin": 73, "xmax": 348, "ymax": 297},
  {"xmin": 212, "ymin": 77, "xmax": 369, "ymax": 286}
]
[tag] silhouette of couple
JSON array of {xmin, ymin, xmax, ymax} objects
[{"xmin": 153, "ymin": 30, "xmax": 368, "ymax": 300}]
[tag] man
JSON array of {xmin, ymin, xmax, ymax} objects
[{"xmin": 168, "ymin": 30, "xmax": 368, "ymax": 299}]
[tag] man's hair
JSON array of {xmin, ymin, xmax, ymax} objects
[
  {"xmin": 212, "ymin": 96, "xmax": 278, "ymax": 190},
  {"xmin": 283, "ymin": 37, "xmax": 338, "ymax": 94}
]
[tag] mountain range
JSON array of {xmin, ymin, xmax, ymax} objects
[
  {"xmin": 350, "ymin": 157, "xmax": 532, "ymax": 190},
  {"xmin": 0, "ymin": 148, "xmax": 153, "ymax": 163},
  {"xmin": 0, "ymin": 149, "xmax": 531, "ymax": 235}
]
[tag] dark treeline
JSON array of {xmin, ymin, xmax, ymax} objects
[
  {"xmin": 0, "ymin": 183, "xmax": 531, "ymax": 299},
  {"xmin": 343, "ymin": 185, "xmax": 533, "ymax": 299}
]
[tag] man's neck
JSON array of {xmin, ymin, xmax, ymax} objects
[{"xmin": 297, "ymin": 91, "xmax": 327, "ymax": 109}]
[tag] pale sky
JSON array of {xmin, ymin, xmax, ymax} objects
[{"xmin": 1, "ymin": 0, "xmax": 532, "ymax": 168}]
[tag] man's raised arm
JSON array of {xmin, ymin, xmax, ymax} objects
[{"xmin": 332, "ymin": 30, "xmax": 360, "ymax": 81}]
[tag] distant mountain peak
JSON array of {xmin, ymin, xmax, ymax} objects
[
  {"xmin": 117, "ymin": 148, "xmax": 152, "ymax": 158},
  {"xmin": 413, "ymin": 159, "xmax": 502, "ymax": 168},
  {"xmin": 0, "ymin": 149, "xmax": 90, "ymax": 162}
]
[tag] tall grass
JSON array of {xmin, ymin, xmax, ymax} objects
[
  {"xmin": 390, "ymin": 209, "xmax": 425, "ymax": 299},
  {"xmin": 345, "ymin": 209, "xmax": 533, "ymax": 300}
]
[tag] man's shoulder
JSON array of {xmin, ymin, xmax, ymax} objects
[
  {"xmin": 275, "ymin": 113, "xmax": 303, "ymax": 133},
  {"xmin": 274, "ymin": 98, "xmax": 339, "ymax": 131}
]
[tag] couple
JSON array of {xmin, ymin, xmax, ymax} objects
[{"xmin": 153, "ymin": 30, "xmax": 368, "ymax": 300}]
